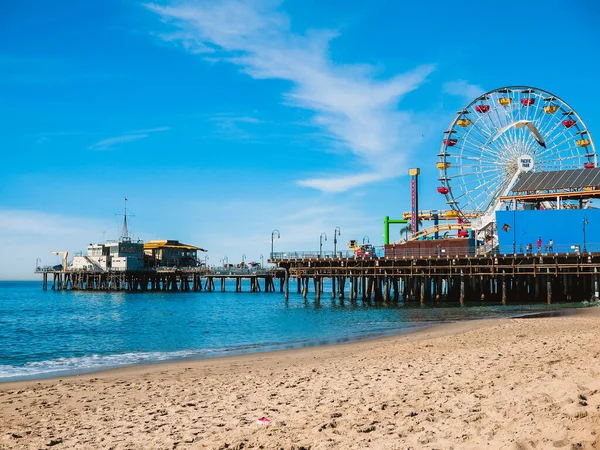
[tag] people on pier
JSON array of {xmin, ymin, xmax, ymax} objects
[
  {"xmin": 549, "ymin": 239, "xmax": 554, "ymax": 254},
  {"xmin": 536, "ymin": 237, "xmax": 542, "ymax": 254}
]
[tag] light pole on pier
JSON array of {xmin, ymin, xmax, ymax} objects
[
  {"xmin": 333, "ymin": 227, "xmax": 341, "ymax": 257},
  {"xmin": 204, "ymin": 254, "xmax": 209, "ymax": 268},
  {"xmin": 363, "ymin": 236, "xmax": 370, "ymax": 245},
  {"xmin": 35, "ymin": 257, "xmax": 41, "ymax": 270},
  {"xmin": 221, "ymin": 256, "xmax": 228, "ymax": 268},
  {"xmin": 271, "ymin": 229, "xmax": 280, "ymax": 261},
  {"xmin": 583, "ymin": 214, "xmax": 589, "ymax": 253},
  {"xmin": 260, "ymin": 254, "xmax": 264, "ymax": 269},
  {"xmin": 320, "ymin": 232, "xmax": 327, "ymax": 258},
  {"xmin": 242, "ymin": 253, "xmax": 246, "ymax": 267}
]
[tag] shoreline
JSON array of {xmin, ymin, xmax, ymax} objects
[
  {"xmin": 1, "ymin": 307, "xmax": 596, "ymax": 388},
  {"xmin": 0, "ymin": 316, "xmax": 503, "ymax": 389},
  {"xmin": 2, "ymin": 308, "xmax": 600, "ymax": 448},
  {"xmin": 0, "ymin": 305, "xmax": 593, "ymax": 386}
]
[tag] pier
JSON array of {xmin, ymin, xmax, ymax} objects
[
  {"xmin": 272, "ymin": 251, "xmax": 600, "ymax": 305},
  {"xmin": 38, "ymin": 250, "xmax": 600, "ymax": 305},
  {"xmin": 38, "ymin": 268, "xmax": 287, "ymax": 294}
]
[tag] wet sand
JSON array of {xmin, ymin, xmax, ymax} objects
[{"xmin": 1, "ymin": 308, "xmax": 600, "ymax": 449}]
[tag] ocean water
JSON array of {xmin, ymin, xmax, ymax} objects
[{"xmin": 0, "ymin": 280, "xmax": 593, "ymax": 382}]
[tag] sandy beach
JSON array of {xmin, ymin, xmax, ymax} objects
[{"xmin": 2, "ymin": 309, "xmax": 600, "ymax": 449}]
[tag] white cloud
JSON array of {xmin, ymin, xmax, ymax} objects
[
  {"xmin": 87, "ymin": 126, "xmax": 170, "ymax": 151},
  {"xmin": 0, "ymin": 210, "xmax": 115, "ymax": 280},
  {"xmin": 443, "ymin": 79, "xmax": 485, "ymax": 101},
  {"xmin": 145, "ymin": 0, "xmax": 434, "ymax": 192},
  {"xmin": 88, "ymin": 134, "xmax": 149, "ymax": 151},
  {"xmin": 297, "ymin": 172, "xmax": 386, "ymax": 193}
]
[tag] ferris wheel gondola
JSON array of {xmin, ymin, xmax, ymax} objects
[{"xmin": 437, "ymin": 86, "xmax": 597, "ymax": 226}]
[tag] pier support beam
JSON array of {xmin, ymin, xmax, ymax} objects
[{"xmin": 547, "ymin": 268, "xmax": 552, "ymax": 304}]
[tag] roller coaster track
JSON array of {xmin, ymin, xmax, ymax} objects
[
  {"xmin": 401, "ymin": 210, "xmax": 480, "ymax": 221},
  {"xmin": 392, "ymin": 223, "xmax": 471, "ymax": 245}
]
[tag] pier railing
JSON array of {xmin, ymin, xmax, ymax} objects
[
  {"xmin": 35, "ymin": 266, "xmax": 284, "ymax": 276},
  {"xmin": 272, "ymin": 242, "xmax": 600, "ymax": 260},
  {"xmin": 271, "ymin": 248, "xmax": 385, "ymax": 260}
]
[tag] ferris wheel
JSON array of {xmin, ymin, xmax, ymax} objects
[{"xmin": 437, "ymin": 86, "xmax": 597, "ymax": 222}]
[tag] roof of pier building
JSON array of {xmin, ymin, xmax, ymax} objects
[
  {"xmin": 499, "ymin": 168, "xmax": 600, "ymax": 202},
  {"xmin": 144, "ymin": 240, "xmax": 206, "ymax": 252},
  {"xmin": 511, "ymin": 167, "xmax": 600, "ymax": 193}
]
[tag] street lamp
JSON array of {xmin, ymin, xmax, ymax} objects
[
  {"xmin": 221, "ymin": 256, "xmax": 228, "ymax": 268},
  {"xmin": 320, "ymin": 232, "xmax": 327, "ymax": 258},
  {"xmin": 271, "ymin": 229, "xmax": 280, "ymax": 260},
  {"xmin": 260, "ymin": 254, "xmax": 264, "ymax": 269},
  {"xmin": 35, "ymin": 257, "xmax": 41, "ymax": 270},
  {"xmin": 583, "ymin": 214, "xmax": 589, "ymax": 252},
  {"xmin": 242, "ymin": 253, "xmax": 246, "ymax": 266},
  {"xmin": 363, "ymin": 236, "xmax": 370, "ymax": 245},
  {"xmin": 333, "ymin": 226, "xmax": 341, "ymax": 256},
  {"xmin": 204, "ymin": 254, "xmax": 209, "ymax": 268}
]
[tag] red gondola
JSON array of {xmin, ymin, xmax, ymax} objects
[
  {"xmin": 562, "ymin": 119, "xmax": 576, "ymax": 128},
  {"xmin": 584, "ymin": 162, "xmax": 595, "ymax": 169},
  {"xmin": 443, "ymin": 138, "xmax": 458, "ymax": 147},
  {"xmin": 475, "ymin": 105, "xmax": 490, "ymax": 113},
  {"xmin": 521, "ymin": 98, "xmax": 535, "ymax": 106},
  {"xmin": 437, "ymin": 186, "xmax": 449, "ymax": 194},
  {"xmin": 458, "ymin": 230, "xmax": 469, "ymax": 238}
]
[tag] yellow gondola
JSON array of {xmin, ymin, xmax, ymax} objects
[
  {"xmin": 445, "ymin": 210, "xmax": 459, "ymax": 217},
  {"xmin": 576, "ymin": 139, "xmax": 591, "ymax": 147},
  {"xmin": 544, "ymin": 105, "xmax": 558, "ymax": 114},
  {"xmin": 498, "ymin": 97, "xmax": 512, "ymax": 106},
  {"xmin": 436, "ymin": 162, "xmax": 451, "ymax": 170},
  {"xmin": 457, "ymin": 119, "xmax": 471, "ymax": 127}
]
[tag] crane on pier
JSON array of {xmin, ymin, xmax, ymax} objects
[{"xmin": 50, "ymin": 251, "xmax": 69, "ymax": 271}]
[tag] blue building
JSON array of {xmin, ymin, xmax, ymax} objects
[{"xmin": 496, "ymin": 209, "xmax": 599, "ymax": 255}]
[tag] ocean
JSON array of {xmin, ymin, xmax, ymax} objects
[{"xmin": 0, "ymin": 280, "xmax": 592, "ymax": 382}]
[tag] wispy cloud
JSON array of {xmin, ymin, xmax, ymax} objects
[
  {"xmin": 88, "ymin": 134, "xmax": 149, "ymax": 151},
  {"xmin": 145, "ymin": 0, "xmax": 434, "ymax": 192},
  {"xmin": 443, "ymin": 79, "xmax": 485, "ymax": 101},
  {"xmin": 88, "ymin": 126, "xmax": 169, "ymax": 151},
  {"xmin": 0, "ymin": 210, "xmax": 114, "ymax": 280},
  {"xmin": 133, "ymin": 126, "xmax": 171, "ymax": 133},
  {"xmin": 297, "ymin": 172, "xmax": 386, "ymax": 193},
  {"xmin": 208, "ymin": 113, "xmax": 265, "ymax": 140}
]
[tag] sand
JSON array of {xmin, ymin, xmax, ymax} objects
[{"xmin": 2, "ymin": 309, "xmax": 600, "ymax": 450}]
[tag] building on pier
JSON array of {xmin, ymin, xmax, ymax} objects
[
  {"xmin": 143, "ymin": 240, "xmax": 206, "ymax": 268},
  {"xmin": 71, "ymin": 238, "xmax": 145, "ymax": 271},
  {"xmin": 496, "ymin": 168, "xmax": 600, "ymax": 255}
]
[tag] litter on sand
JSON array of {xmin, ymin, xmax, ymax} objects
[{"xmin": 257, "ymin": 417, "xmax": 271, "ymax": 425}]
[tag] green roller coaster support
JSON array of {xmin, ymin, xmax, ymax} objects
[{"xmin": 384, "ymin": 216, "xmax": 408, "ymax": 245}]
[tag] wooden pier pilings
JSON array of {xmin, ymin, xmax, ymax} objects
[
  {"xmin": 276, "ymin": 252, "xmax": 600, "ymax": 304},
  {"xmin": 40, "ymin": 270, "xmax": 282, "ymax": 294},
  {"xmin": 38, "ymin": 253, "xmax": 600, "ymax": 305}
]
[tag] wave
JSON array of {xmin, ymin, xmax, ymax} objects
[{"xmin": 0, "ymin": 349, "xmax": 212, "ymax": 382}]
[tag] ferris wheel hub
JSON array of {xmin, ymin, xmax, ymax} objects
[{"xmin": 517, "ymin": 154, "xmax": 534, "ymax": 173}]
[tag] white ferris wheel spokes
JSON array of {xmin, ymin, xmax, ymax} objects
[{"xmin": 437, "ymin": 86, "xmax": 597, "ymax": 222}]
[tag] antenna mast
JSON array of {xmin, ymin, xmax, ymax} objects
[
  {"xmin": 122, "ymin": 197, "xmax": 128, "ymax": 240},
  {"xmin": 116, "ymin": 197, "xmax": 134, "ymax": 242}
]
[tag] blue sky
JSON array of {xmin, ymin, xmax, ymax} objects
[{"xmin": 1, "ymin": 0, "xmax": 599, "ymax": 279}]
